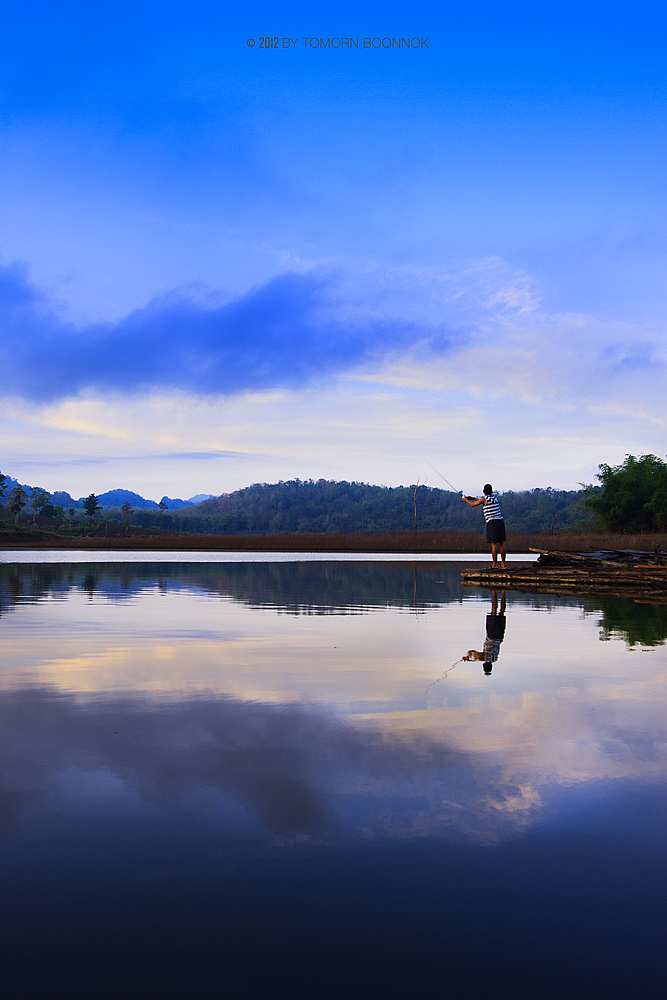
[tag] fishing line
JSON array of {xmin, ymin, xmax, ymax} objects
[
  {"xmin": 425, "ymin": 658, "xmax": 464, "ymax": 691},
  {"xmin": 425, "ymin": 461, "xmax": 463, "ymax": 495}
]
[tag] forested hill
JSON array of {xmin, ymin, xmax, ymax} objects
[{"xmin": 171, "ymin": 480, "xmax": 590, "ymax": 535}]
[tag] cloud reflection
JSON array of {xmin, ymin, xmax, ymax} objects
[
  {"xmin": 0, "ymin": 685, "xmax": 503, "ymax": 841},
  {"xmin": 3, "ymin": 682, "xmax": 666, "ymax": 848},
  {"xmin": 2, "ymin": 565, "xmax": 666, "ymax": 849}
]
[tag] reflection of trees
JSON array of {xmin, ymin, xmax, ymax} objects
[
  {"xmin": 0, "ymin": 564, "xmax": 73, "ymax": 615},
  {"xmin": 2, "ymin": 566, "xmax": 665, "ymax": 648},
  {"xmin": 0, "ymin": 562, "xmax": 467, "ymax": 615},
  {"xmin": 595, "ymin": 598, "xmax": 667, "ymax": 648}
]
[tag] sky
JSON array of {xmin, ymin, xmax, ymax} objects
[{"xmin": 1, "ymin": 0, "xmax": 666, "ymax": 500}]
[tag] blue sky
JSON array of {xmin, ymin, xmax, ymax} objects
[{"xmin": 1, "ymin": 0, "xmax": 665, "ymax": 499}]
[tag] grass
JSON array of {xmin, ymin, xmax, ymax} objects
[{"xmin": 1, "ymin": 524, "xmax": 666, "ymax": 554}]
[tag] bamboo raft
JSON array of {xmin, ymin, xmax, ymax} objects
[{"xmin": 461, "ymin": 549, "xmax": 667, "ymax": 603}]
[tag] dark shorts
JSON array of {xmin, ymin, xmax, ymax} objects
[
  {"xmin": 486, "ymin": 614, "xmax": 506, "ymax": 642},
  {"xmin": 486, "ymin": 519, "xmax": 506, "ymax": 544}
]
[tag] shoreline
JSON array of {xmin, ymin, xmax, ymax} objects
[{"xmin": 2, "ymin": 527, "xmax": 667, "ymax": 555}]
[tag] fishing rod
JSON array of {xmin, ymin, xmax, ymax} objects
[{"xmin": 425, "ymin": 460, "xmax": 464, "ymax": 496}]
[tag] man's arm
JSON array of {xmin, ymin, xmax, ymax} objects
[{"xmin": 462, "ymin": 496, "xmax": 485, "ymax": 507}]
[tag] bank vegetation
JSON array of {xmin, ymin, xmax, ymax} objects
[{"xmin": 2, "ymin": 524, "xmax": 667, "ymax": 554}]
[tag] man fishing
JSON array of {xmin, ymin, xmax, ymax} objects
[{"xmin": 463, "ymin": 483, "xmax": 506, "ymax": 567}]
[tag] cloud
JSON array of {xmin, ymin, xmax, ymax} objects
[
  {"xmin": 599, "ymin": 341, "xmax": 665, "ymax": 375},
  {"xmin": 15, "ymin": 450, "xmax": 251, "ymax": 466},
  {"xmin": 0, "ymin": 261, "xmax": 456, "ymax": 403}
]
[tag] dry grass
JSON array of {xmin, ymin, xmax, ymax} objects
[{"xmin": 3, "ymin": 527, "xmax": 667, "ymax": 554}]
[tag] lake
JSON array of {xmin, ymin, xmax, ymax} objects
[{"xmin": 1, "ymin": 556, "xmax": 666, "ymax": 998}]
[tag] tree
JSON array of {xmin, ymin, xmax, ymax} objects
[
  {"xmin": 30, "ymin": 487, "xmax": 51, "ymax": 522},
  {"xmin": 7, "ymin": 485, "xmax": 28, "ymax": 524},
  {"xmin": 120, "ymin": 501, "xmax": 133, "ymax": 532},
  {"xmin": 582, "ymin": 454, "xmax": 667, "ymax": 532},
  {"xmin": 82, "ymin": 494, "xmax": 101, "ymax": 519},
  {"xmin": 158, "ymin": 500, "xmax": 168, "ymax": 519},
  {"xmin": 0, "ymin": 472, "xmax": 7, "ymax": 501},
  {"xmin": 409, "ymin": 482, "xmax": 425, "ymax": 535}
]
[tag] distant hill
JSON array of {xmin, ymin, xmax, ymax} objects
[
  {"xmin": 88, "ymin": 489, "xmax": 160, "ymax": 510},
  {"xmin": 1, "ymin": 475, "xmax": 30, "ymax": 495},
  {"xmin": 178, "ymin": 479, "xmax": 591, "ymax": 535},
  {"xmin": 1, "ymin": 473, "xmax": 591, "ymax": 534},
  {"xmin": 52, "ymin": 491, "xmax": 82, "ymax": 509},
  {"xmin": 160, "ymin": 496, "xmax": 193, "ymax": 511},
  {"xmin": 0, "ymin": 474, "xmax": 212, "ymax": 513},
  {"xmin": 90, "ymin": 491, "xmax": 211, "ymax": 510}
]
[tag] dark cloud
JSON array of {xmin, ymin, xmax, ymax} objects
[
  {"xmin": 0, "ymin": 262, "xmax": 453, "ymax": 402},
  {"xmin": 0, "ymin": 686, "xmax": 466, "ymax": 837},
  {"xmin": 599, "ymin": 340, "xmax": 665, "ymax": 375},
  {"xmin": 4, "ymin": 684, "xmax": 660, "ymax": 845}
]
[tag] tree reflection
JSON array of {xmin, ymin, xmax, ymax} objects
[
  {"xmin": 0, "ymin": 563, "xmax": 665, "ymax": 648},
  {"xmin": 595, "ymin": 597, "xmax": 667, "ymax": 648}
]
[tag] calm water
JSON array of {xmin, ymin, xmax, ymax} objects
[{"xmin": 1, "ymin": 559, "xmax": 666, "ymax": 998}]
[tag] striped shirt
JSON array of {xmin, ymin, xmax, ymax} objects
[
  {"xmin": 483, "ymin": 636, "xmax": 502, "ymax": 662},
  {"xmin": 483, "ymin": 492, "xmax": 503, "ymax": 523}
]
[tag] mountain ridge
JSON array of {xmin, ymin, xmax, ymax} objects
[
  {"xmin": 0, "ymin": 477, "xmax": 212, "ymax": 511},
  {"xmin": 1, "ymin": 473, "xmax": 590, "ymax": 534}
]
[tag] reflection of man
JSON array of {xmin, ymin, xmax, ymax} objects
[{"xmin": 463, "ymin": 590, "xmax": 506, "ymax": 675}]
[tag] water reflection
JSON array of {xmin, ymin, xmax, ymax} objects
[
  {"xmin": 1, "ymin": 561, "xmax": 665, "ymax": 841},
  {"xmin": 2, "ymin": 560, "xmax": 666, "ymax": 637},
  {"xmin": 0, "ymin": 685, "xmax": 472, "ymax": 840},
  {"xmin": 0, "ymin": 560, "xmax": 464, "ymax": 613},
  {"xmin": 597, "ymin": 596, "xmax": 667, "ymax": 648},
  {"xmin": 463, "ymin": 588, "xmax": 507, "ymax": 674},
  {"xmin": 1, "ymin": 561, "xmax": 666, "ymax": 997}
]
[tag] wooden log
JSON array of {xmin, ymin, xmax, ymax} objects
[{"xmin": 461, "ymin": 562, "xmax": 667, "ymax": 604}]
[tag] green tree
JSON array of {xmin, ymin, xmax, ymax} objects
[
  {"xmin": 120, "ymin": 501, "xmax": 133, "ymax": 532},
  {"xmin": 30, "ymin": 487, "xmax": 51, "ymax": 522},
  {"xmin": 582, "ymin": 454, "xmax": 667, "ymax": 532},
  {"xmin": 0, "ymin": 472, "xmax": 7, "ymax": 501},
  {"xmin": 7, "ymin": 485, "xmax": 28, "ymax": 524},
  {"xmin": 82, "ymin": 494, "xmax": 101, "ymax": 519},
  {"xmin": 158, "ymin": 500, "xmax": 168, "ymax": 519}
]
